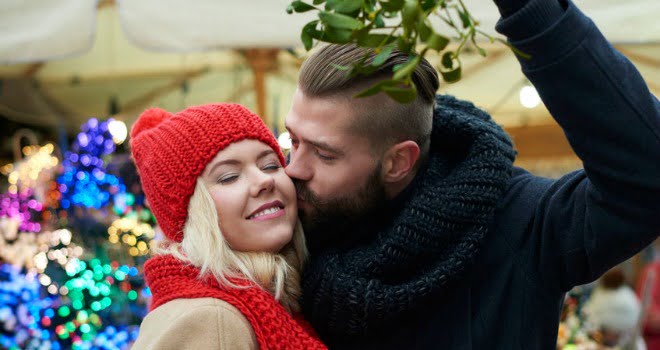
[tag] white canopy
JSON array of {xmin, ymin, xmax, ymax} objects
[
  {"xmin": 0, "ymin": 0, "xmax": 657, "ymax": 168},
  {"xmin": 1, "ymin": 0, "xmax": 658, "ymax": 63}
]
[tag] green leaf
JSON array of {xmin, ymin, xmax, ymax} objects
[
  {"xmin": 318, "ymin": 11, "xmax": 364, "ymax": 30},
  {"xmin": 372, "ymin": 44, "xmax": 395, "ymax": 66},
  {"xmin": 441, "ymin": 51, "xmax": 454, "ymax": 69},
  {"xmin": 396, "ymin": 36, "xmax": 413, "ymax": 53},
  {"xmin": 364, "ymin": 0, "xmax": 377, "ymax": 13},
  {"xmin": 354, "ymin": 80, "xmax": 395, "ymax": 97},
  {"xmin": 420, "ymin": 0, "xmax": 437, "ymax": 11},
  {"xmin": 352, "ymin": 62, "xmax": 379, "ymax": 76},
  {"xmin": 313, "ymin": 0, "xmax": 325, "ymax": 4},
  {"xmin": 476, "ymin": 46, "xmax": 487, "ymax": 57},
  {"xmin": 329, "ymin": 0, "xmax": 363, "ymax": 14},
  {"xmin": 417, "ymin": 21, "xmax": 432, "ymax": 42},
  {"xmin": 325, "ymin": 0, "xmax": 336, "ymax": 8},
  {"xmin": 426, "ymin": 33, "xmax": 449, "ymax": 51},
  {"xmin": 288, "ymin": 1, "xmax": 317, "ymax": 13},
  {"xmin": 374, "ymin": 12, "xmax": 385, "ymax": 27},
  {"xmin": 401, "ymin": 0, "xmax": 419, "ymax": 29},
  {"xmin": 440, "ymin": 65, "xmax": 461, "ymax": 83},
  {"xmin": 302, "ymin": 20, "xmax": 323, "ymax": 48},
  {"xmin": 331, "ymin": 63, "xmax": 352, "ymax": 71},
  {"xmin": 358, "ymin": 34, "xmax": 395, "ymax": 48},
  {"xmin": 380, "ymin": 0, "xmax": 404, "ymax": 12},
  {"xmin": 470, "ymin": 36, "xmax": 487, "ymax": 57},
  {"xmin": 322, "ymin": 26, "xmax": 354, "ymax": 43},
  {"xmin": 392, "ymin": 55, "xmax": 420, "ymax": 80},
  {"xmin": 353, "ymin": 26, "xmax": 371, "ymax": 42},
  {"xmin": 458, "ymin": 9, "xmax": 471, "ymax": 28},
  {"xmin": 302, "ymin": 20, "xmax": 320, "ymax": 42},
  {"xmin": 495, "ymin": 38, "xmax": 531, "ymax": 60},
  {"xmin": 382, "ymin": 84, "xmax": 417, "ymax": 103},
  {"xmin": 301, "ymin": 28, "xmax": 313, "ymax": 50}
]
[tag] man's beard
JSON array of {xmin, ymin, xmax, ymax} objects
[{"xmin": 293, "ymin": 163, "xmax": 388, "ymax": 253}]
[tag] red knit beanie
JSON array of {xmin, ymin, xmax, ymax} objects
[{"xmin": 130, "ymin": 104, "xmax": 285, "ymax": 243}]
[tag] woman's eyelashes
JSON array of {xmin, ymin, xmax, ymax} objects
[
  {"xmin": 218, "ymin": 173, "xmax": 238, "ymax": 184},
  {"xmin": 262, "ymin": 162, "xmax": 282, "ymax": 171},
  {"xmin": 216, "ymin": 163, "xmax": 281, "ymax": 184}
]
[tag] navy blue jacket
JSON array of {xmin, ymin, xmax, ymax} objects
[{"xmin": 328, "ymin": 0, "xmax": 660, "ymax": 348}]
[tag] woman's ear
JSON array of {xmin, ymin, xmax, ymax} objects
[{"xmin": 381, "ymin": 141, "xmax": 420, "ymax": 183}]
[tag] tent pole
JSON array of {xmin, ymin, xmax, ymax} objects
[{"xmin": 242, "ymin": 48, "xmax": 279, "ymax": 128}]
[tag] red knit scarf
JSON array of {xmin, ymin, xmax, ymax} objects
[{"xmin": 144, "ymin": 255, "xmax": 326, "ymax": 349}]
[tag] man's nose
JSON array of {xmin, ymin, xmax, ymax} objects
[{"xmin": 285, "ymin": 150, "xmax": 312, "ymax": 181}]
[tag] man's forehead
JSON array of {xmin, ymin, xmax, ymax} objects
[{"xmin": 287, "ymin": 93, "xmax": 358, "ymax": 130}]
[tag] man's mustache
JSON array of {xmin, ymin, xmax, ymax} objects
[{"xmin": 293, "ymin": 180, "xmax": 319, "ymax": 205}]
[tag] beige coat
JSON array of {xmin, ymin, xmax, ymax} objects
[{"xmin": 132, "ymin": 298, "xmax": 258, "ymax": 350}]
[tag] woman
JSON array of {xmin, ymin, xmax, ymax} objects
[{"xmin": 130, "ymin": 104, "xmax": 326, "ymax": 349}]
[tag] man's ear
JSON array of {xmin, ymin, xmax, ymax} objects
[{"xmin": 381, "ymin": 141, "xmax": 420, "ymax": 183}]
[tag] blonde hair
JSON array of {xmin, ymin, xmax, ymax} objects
[{"xmin": 153, "ymin": 179, "xmax": 308, "ymax": 313}]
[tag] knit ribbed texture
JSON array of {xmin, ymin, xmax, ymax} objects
[
  {"xmin": 301, "ymin": 95, "xmax": 516, "ymax": 340},
  {"xmin": 145, "ymin": 255, "xmax": 327, "ymax": 350},
  {"xmin": 494, "ymin": 0, "xmax": 565, "ymax": 41},
  {"xmin": 130, "ymin": 104, "xmax": 284, "ymax": 242}
]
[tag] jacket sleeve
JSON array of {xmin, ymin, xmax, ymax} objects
[
  {"xmin": 496, "ymin": 0, "xmax": 660, "ymax": 292},
  {"xmin": 132, "ymin": 300, "xmax": 258, "ymax": 350}
]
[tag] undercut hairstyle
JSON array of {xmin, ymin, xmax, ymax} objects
[{"xmin": 298, "ymin": 44, "xmax": 439, "ymax": 158}]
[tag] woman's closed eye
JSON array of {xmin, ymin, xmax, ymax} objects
[
  {"xmin": 262, "ymin": 162, "xmax": 281, "ymax": 172},
  {"xmin": 218, "ymin": 173, "xmax": 239, "ymax": 184}
]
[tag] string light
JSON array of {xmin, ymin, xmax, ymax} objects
[
  {"xmin": 2, "ymin": 144, "xmax": 59, "ymax": 196},
  {"xmin": 108, "ymin": 211, "xmax": 155, "ymax": 256},
  {"xmin": 277, "ymin": 131, "xmax": 292, "ymax": 150},
  {"xmin": 0, "ymin": 264, "xmax": 57, "ymax": 349},
  {"xmin": 0, "ymin": 190, "xmax": 43, "ymax": 232},
  {"xmin": 519, "ymin": 85, "xmax": 541, "ymax": 109},
  {"xmin": 57, "ymin": 118, "xmax": 126, "ymax": 210},
  {"xmin": 107, "ymin": 119, "xmax": 128, "ymax": 145}
]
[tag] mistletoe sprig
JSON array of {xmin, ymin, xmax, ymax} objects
[{"xmin": 287, "ymin": 0, "xmax": 527, "ymax": 103}]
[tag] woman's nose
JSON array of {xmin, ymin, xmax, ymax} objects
[{"xmin": 250, "ymin": 171, "xmax": 275, "ymax": 197}]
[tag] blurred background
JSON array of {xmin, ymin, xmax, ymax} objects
[{"xmin": 0, "ymin": 0, "xmax": 658, "ymax": 349}]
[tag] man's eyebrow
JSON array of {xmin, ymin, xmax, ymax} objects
[
  {"xmin": 308, "ymin": 140, "xmax": 344, "ymax": 156},
  {"xmin": 285, "ymin": 125, "xmax": 344, "ymax": 156}
]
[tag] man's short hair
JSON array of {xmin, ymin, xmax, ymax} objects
[{"xmin": 298, "ymin": 44, "xmax": 439, "ymax": 156}]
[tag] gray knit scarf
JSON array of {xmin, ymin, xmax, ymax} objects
[{"xmin": 300, "ymin": 95, "xmax": 516, "ymax": 339}]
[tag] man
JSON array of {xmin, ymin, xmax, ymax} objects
[{"xmin": 284, "ymin": 0, "xmax": 660, "ymax": 349}]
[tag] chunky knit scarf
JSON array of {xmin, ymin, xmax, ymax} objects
[
  {"xmin": 145, "ymin": 255, "xmax": 327, "ymax": 350},
  {"xmin": 301, "ymin": 95, "xmax": 516, "ymax": 338}
]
